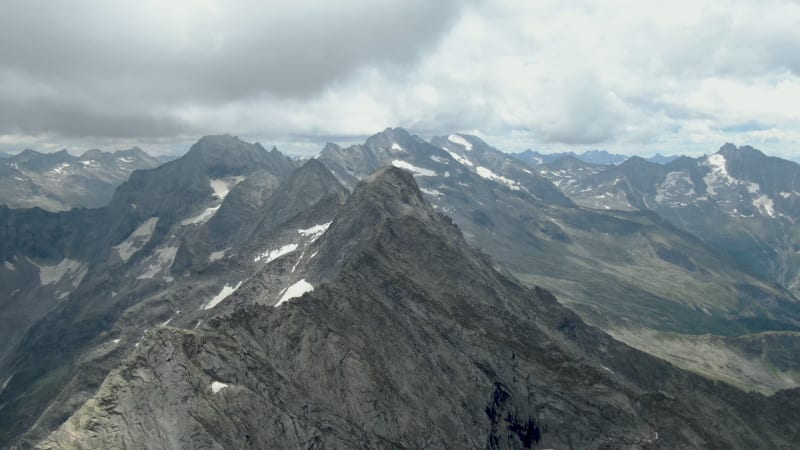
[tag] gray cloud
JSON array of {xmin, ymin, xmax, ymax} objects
[
  {"xmin": 0, "ymin": 0, "xmax": 466, "ymax": 139},
  {"xmin": 0, "ymin": 98, "xmax": 188, "ymax": 138}
]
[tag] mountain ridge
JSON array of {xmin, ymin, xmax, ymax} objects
[{"xmin": 38, "ymin": 166, "xmax": 800, "ymax": 449}]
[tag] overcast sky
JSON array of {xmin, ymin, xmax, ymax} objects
[{"xmin": 2, "ymin": 0, "xmax": 799, "ymax": 157}]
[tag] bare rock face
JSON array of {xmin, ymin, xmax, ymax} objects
[{"xmin": 39, "ymin": 168, "xmax": 800, "ymax": 449}]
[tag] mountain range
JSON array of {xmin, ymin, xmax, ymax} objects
[
  {"xmin": 0, "ymin": 131, "xmax": 798, "ymax": 448},
  {"xmin": 534, "ymin": 144, "xmax": 800, "ymax": 298},
  {"xmin": 512, "ymin": 149, "xmax": 681, "ymax": 167},
  {"xmin": 0, "ymin": 147, "xmax": 160, "ymax": 211}
]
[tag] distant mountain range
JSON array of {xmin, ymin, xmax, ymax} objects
[
  {"xmin": 1, "ymin": 132, "xmax": 799, "ymax": 448},
  {"xmin": 538, "ymin": 143, "xmax": 800, "ymax": 298},
  {"xmin": 0, "ymin": 147, "xmax": 160, "ymax": 211},
  {"xmin": 513, "ymin": 149, "xmax": 681, "ymax": 166}
]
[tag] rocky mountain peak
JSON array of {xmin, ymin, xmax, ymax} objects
[
  {"xmin": 364, "ymin": 127, "xmax": 414, "ymax": 148},
  {"xmin": 321, "ymin": 142, "xmax": 341, "ymax": 154},
  {"xmin": 717, "ymin": 142, "xmax": 767, "ymax": 161}
]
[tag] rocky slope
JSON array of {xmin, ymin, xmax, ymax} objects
[
  {"xmin": 0, "ymin": 147, "xmax": 160, "ymax": 211},
  {"xmin": 319, "ymin": 130, "xmax": 800, "ymax": 332},
  {"xmin": 556, "ymin": 144, "xmax": 800, "ymax": 297},
  {"xmin": 0, "ymin": 135, "xmax": 343, "ymax": 447},
  {"xmin": 316, "ymin": 129, "xmax": 800, "ymax": 393},
  {"xmin": 39, "ymin": 168, "xmax": 800, "ymax": 449}
]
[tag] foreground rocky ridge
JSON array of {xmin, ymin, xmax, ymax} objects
[
  {"xmin": 39, "ymin": 168, "xmax": 800, "ymax": 449},
  {"xmin": 0, "ymin": 136, "xmax": 329, "ymax": 446}
]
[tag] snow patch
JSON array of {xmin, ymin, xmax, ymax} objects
[
  {"xmin": 203, "ymin": 281, "xmax": 243, "ymax": 310},
  {"xmin": 420, "ymin": 188, "xmax": 443, "ymax": 197},
  {"xmin": 114, "ymin": 217, "xmax": 159, "ymax": 262},
  {"xmin": 49, "ymin": 163, "xmax": 71, "ymax": 175},
  {"xmin": 476, "ymin": 166, "xmax": 521, "ymax": 191},
  {"xmin": 181, "ymin": 205, "xmax": 221, "ymax": 226},
  {"xmin": 208, "ymin": 250, "xmax": 226, "ymax": 262},
  {"xmin": 112, "ymin": 339, "xmax": 121, "ymax": 344},
  {"xmin": 753, "ymin": 195, "xmax": 776, "ymax": 217},
  {"xmin": 3, "ymin": 261, "xmax": 14, "ymax": 271},
  {"xmin": 391, "ymin": 143, "xmax": 403, "ymax": 151},
  {"xmin": 291, "ymin": 252, "xmax": 305, "ymax": 273},
  {"xmin": 275, "ymin": 279, "xmax": 314, "ymax": 307},
  {"xmin": 137, "ymin": 246, "xmax": 178, "ymax": 279},
  {"xmin": 35, "ymin": 258, "xmax": 86, "ymax": 286},
  {"xmin": 448, "ymin": 134, "xmax": 473, "ymax": 151},
  {"xmin": 211, "ymin": 381, "xmax": 229, "ymax": 393},
  {"xmin": 0, "ymin": 373, "xmax": 14, "ymax": 396},
  {"xmin": 655, "ymin": 171, "xmax": 695, "ymax": 204},
  {"xmin": 430, "ymin": 155, "xmax": 449, "ymax": 164},
  {"xmin": 254, "ymin": 243, "xmax": 298, "ymax": 263},
  {"xmin": 209, "ymin": 176, "xmax": 244, "ymax": 200},
  {"xmin": 444, "ymin": 149, "xmax": 474, "ymax": 167},
  {"xmin": 391, "ymin": 160, "xmax": 437, "ymax": 177},
  {"xmin": 298, "ymin": 222, "xmax": 331, "ymax": 241},
  {"xmin": 779, "ymin": 191, "xmax": 794, "ymax": 199}
]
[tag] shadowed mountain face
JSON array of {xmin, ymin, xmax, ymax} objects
[
  {"xmin": 37, "ymin": 168, "xmax": 800, "ymax": 449},
  {"xmin": 0, "ymin": 147, "xmax": 161, "ymax": 211},
  {"xmin": 548, "ymin": 144, "xmax": 800, "ymax": 297}
]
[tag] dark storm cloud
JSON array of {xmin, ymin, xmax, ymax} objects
[{"xmin": 0, "ymin": 0, "xmax": 466, "ymax": 138}]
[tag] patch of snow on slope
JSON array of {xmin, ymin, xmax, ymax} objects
[
  {"xmin": 275, "ymin": 279, "xmax": 314, "ymax": 307},
  {"xmin": 655, "ymin": 171, "xmax": 695, "ymax": 204},
  {"xmin": 181, "ymin": 205, "xmax": 221, "ymax": 226},
  {"xmin": 476, "ymin": 166, "xmax": 521, "ymax": 190},
  {"xmin": 298, "ymin": 222, "xmax": 331, "ymax": 241},
  {"xmin": 113, "ymin": 217, "xmax": 159, "ymax": 262},
  {"xmin": 254, "ymin": 243, "xmax": 298, "ymax": 263},
  {"xmin": 138, "ymin": 246, "xmax": 179, "ymax": 279},
  {"xmin": 753, "ymin": 195, "xmax": 776, "ymax": 217},
  {"xmin": 208, "ymin": 250, "xmax": 226, "ymax": 262},
  {"xmin": 703, "ymin": 154, "xmax": 733, "ymax": 195},
  {"xmin": 420, "ymin": 188, "xmax": 443, "ymax": 197},
  {"xmin": 779, "ymin": 191, "xmax": 794, "ymax": 198},
  {"xmin": 4, "ymin": 261, "xmax": 14, "ymax": 271},
  {"xmin": 430, "ymin": 155, "xmax": 448, "ymax": 164},
  {"xmin": 391, "ymin": 160, "xmax": 437, "ymax": 177},
  {"xmin": 448, "ymin": 134, "xmax": 473, "ymax": 151},
  {"xmin": 210, "ymin": 381, "xmax": 228, "ymax": 393},
  {"xmin": 0, "ymin": 373, "xmax": 14, "ymax": 396},
  {"xmin": 209, "ymin": 176, "xmax": 245, "ymax": 200},
  {"xmin": 391, "ymin": 143, "xmax": 403, "ymax": 151},
  {"xmin": 444, "ymin": 149, "xmax": 474, "ymax": 167},
  {"xmin": 35, "ymin": 258, "xmax": 85, "ymax": 285},
  {"xmin": 203, "ymin": 281, "xmax": 243, "ymax": 310}
]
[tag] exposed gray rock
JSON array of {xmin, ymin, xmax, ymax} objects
[{"xmin": 38, "ymin": 168, "xmax": 800, "ymax": 449}]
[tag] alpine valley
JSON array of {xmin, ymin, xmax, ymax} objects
[{"xmin": 1, "ymin": 130, "xmax": 799, "ymax": 449}]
